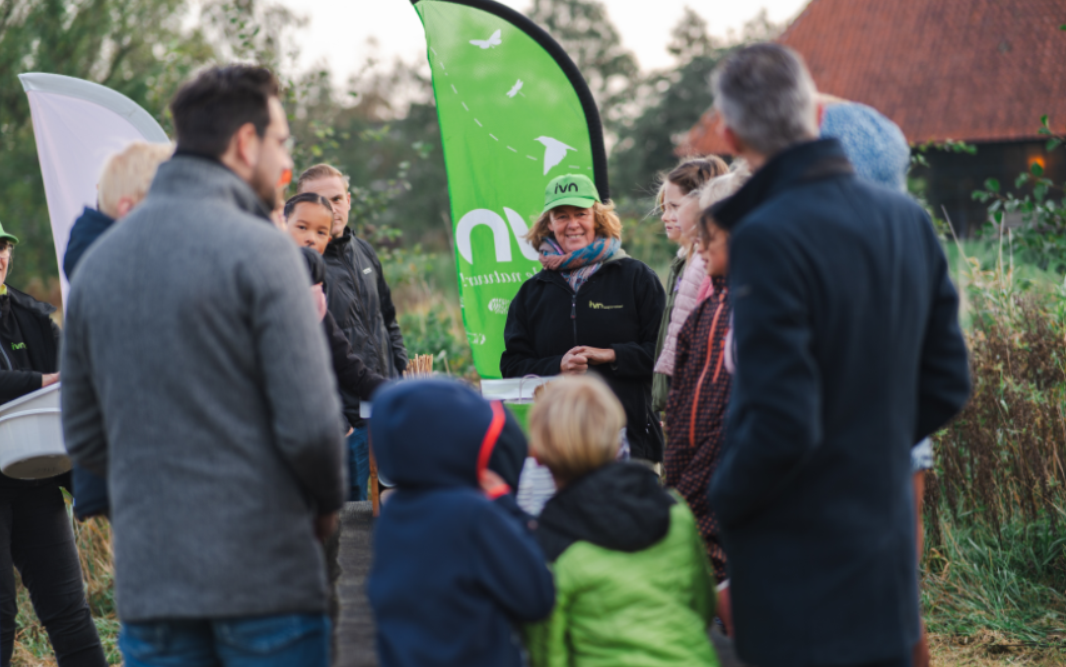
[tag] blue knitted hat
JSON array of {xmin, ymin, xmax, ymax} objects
[{"xmin": 820, "ymin": 102, "xmax": 909, "ymax": 192}]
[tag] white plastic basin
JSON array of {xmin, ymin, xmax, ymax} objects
[{"xmin": 0, "ymin": 384, "xmax": 70, "ymax": 479}]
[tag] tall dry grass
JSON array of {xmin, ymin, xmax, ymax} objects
[
  {"xmin": 921, "ymin": 232, "xmax": 1066, "ymax": 645},
  {"xmin": 12, "ymin": 502, "xmax": 121, "ymax": 666}
]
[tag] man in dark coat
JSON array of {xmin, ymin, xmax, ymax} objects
[
  {"xmin": 706, "ymin": 44, "xmax": 970, "ymax": 667},
  {"xmin": 296, "ymin": 164, "xmax": 407, "ymax": 501}
]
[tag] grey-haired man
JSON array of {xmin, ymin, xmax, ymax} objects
[{"xmin": 706, "ymin": 44, "xmax": 970, "ymax": 667}]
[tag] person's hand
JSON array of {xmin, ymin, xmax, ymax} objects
[
  {"xmin": 560, "ymin": 348, "xmax": 589, "ymax": 375},
  {"xmin": 716, "ymin": 581, "xmax": 734, "ymax": 637},
  {"xmin": 41, "ymin": 373, "xmax": 59, "ymax": 388},
  {"xmin": 311, "ymin": 284, "xmax": 328, "ymax": 322},
  {"xmin": 912, "ymin": 622, "xmax": 930, "ymax": 667},
  {"xmin": 314, "ymin": 512, "xmax": 339, "ymax": 543},
  {"xmin": 573, "ymin": 346, "xmax": 616, "ymax": 366},
  {"xmin": 479, "ymin": 468, "xmax": 510, "ymax": 499}
]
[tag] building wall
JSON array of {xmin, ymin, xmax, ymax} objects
[{"xmin": 912, "ymin": 140, "xmax": 1064, "ymax": 237}]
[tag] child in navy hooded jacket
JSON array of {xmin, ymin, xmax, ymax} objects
[{"xmin": 367, "ymin": 379, "xmax": 555, "ymax": 667}]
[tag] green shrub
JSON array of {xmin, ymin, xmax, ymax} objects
[{"xmin": 399, "ymin": 306, "xmax": 476, "ymax": 380}]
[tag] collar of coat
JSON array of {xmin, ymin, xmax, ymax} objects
[
  {"xmin": 711, "ymin": 138, "xmax": 855, "ymax": 233},
  {"xmin": 154, "ymin": 151, "xmax": 273, "ymax": 224},
  {"xmin": 325, "ymin": 226, "xmax": 354, "ymax": 257},
  {"xmin": 0, "ymin": 285, "xmax": 55, "ymax": 322}
]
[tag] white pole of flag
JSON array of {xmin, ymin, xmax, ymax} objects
[{"xmin": 18, "ymin": 73, "xmax": 169, "ymax": 300}]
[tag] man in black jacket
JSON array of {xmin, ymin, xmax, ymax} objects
[
  {"xmin": 705, "ymin": 45, "xmax": 970, "ymax": 667},
  {"xmin": 297, "ymin": 164, "xmax": 407, "ymax": 501}
]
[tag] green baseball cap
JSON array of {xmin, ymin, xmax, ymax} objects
[
  {"xmin": 0, "ymin": 221, "xmax": 18, "ymax": 246},
  {"xmin": 542, "ymin": 174, "xmax": 600, "ymax": 215}
]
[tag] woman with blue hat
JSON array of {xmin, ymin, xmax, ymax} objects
[{"xmin": 500, "ymin": 174, "xmax": 666, "ymax": 467}]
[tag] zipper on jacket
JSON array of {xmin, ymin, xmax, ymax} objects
[{"xmin": 570, "ymin": 293, "xmax": 578, "ymax": 344}]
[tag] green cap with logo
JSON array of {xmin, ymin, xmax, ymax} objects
[
  {"xmin": 0, "ymin": 221, "xmax": 18, "ymax": 246},
  {"xmin": 542, "ymin": 173, "xmax": 601, "ymax": 215}
]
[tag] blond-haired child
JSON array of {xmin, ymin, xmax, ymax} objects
[
  {"xmin": 525, "ymin": 375, "xmax": 720, "ymax": 667},
  {"xmin": 65, "ymin": 141, "xmax": 173, "ymax": 281}
]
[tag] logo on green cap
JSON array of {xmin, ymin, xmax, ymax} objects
[{"xmin": 542, "ymin": 174, "xmax": 600, "ymax": 215}]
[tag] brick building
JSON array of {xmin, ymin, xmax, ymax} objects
[{"xmin": 677, "ymin": 0, "xmax": 1066, "ymax": 235}]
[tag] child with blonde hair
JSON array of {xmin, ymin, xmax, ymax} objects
[
  {"xmin": 65, "ymin": 141, "xmax": 173, "ymax": 280},
  {"xmin": 64, "ymin": 140, "xmax": 173, "ymax": 523},
  {"xmin": 525, "ymin": 375, "xmax": 719, "ymax": 667}
]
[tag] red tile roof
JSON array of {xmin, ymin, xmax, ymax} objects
[{"xmin": 678, "ymin": 0, "xmax": 1066, "ymax": 156}]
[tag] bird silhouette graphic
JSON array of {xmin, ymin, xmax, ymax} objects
[
  {"xmin": 506, "ymin": 79, "xmax": 524, "ymax": 98},
  {"xmin": 535, "ymin": 137, "xmax": 576, "ymax": 176},
  {"xmin": 469, "ymin": 29, "xmax": 502, "ymax": 49}
]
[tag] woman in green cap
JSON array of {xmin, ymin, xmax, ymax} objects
[
  {"xmin": 500, "ymin": 174, "xmax": 666, "ymax": 466},
  {"xmin": 0, "ymin": 222, "xmax": 108, "ymax": 666}
]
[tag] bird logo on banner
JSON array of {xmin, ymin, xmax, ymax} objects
[
  {"xmin": 470, "ymin": 29, "xmax": 502, "ymax": 49},
  {"xmin": 535, "ymin": 137, "xmax": 576, "ymax": 176}
]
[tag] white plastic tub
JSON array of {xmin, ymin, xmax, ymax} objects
[{"xmin": 0, "ymin": 384, "xmax": 70, "ymax": 479}]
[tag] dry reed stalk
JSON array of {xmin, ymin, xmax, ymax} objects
[
  {"xmin": 403, "ymin": 354, "xmax": 434, "ymax": 378},
  {"xmin": 926, "ymin": 215, "xmax": 1066, "ymax": 541}
]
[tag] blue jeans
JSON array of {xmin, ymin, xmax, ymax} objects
[
  {"xmin": 347, "ymin": 426, "xmax": 369, "ymax": 501},
  {"xmin": 119, "ymin": 614, "xmax": 330, "ymax": 667}
]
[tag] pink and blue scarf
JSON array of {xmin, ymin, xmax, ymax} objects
[{"xmin": 538, "ymin": 236, "xmax": 621, "ymax": 293}]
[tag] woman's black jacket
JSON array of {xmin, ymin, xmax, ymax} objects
[
  {"xmin": 0, "ymin": 287, "xmax": 65, "ymax": 489},
  {"xmin": 501, "ymin": 256, "xmax": 667, "ymax": 462}
]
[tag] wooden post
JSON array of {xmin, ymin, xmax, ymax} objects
[{"xmin": 368, "ymin": 439, "xmax": 380, "ymax": 517}]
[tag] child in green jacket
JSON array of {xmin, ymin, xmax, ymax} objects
[{"xmin": 524, "ymin": 376, "xmax": 720, "ymax": 667}]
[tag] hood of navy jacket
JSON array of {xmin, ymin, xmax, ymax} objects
[
  {"xmin": 371, "ymin": 379, "xmax": 527, "ymax": 490},
  {"xmin": 535, "ymin": 462, "xmax": 675, "ymax": 562},
  {"xmin": 63, "ymin": 207, "xmax": 116, "ymax": 280}
]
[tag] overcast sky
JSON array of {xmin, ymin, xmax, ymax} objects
[{"xmin": 277, "ymin": 0, "xmax": 811, "ymax": 85}]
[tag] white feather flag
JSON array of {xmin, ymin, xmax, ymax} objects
[{"xmin": 18, "ymin": 73, "xmax": 169, "ymax": 298}]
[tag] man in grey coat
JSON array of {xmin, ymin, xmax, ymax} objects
[{"xmin": 62, "ymin": 65, "xmax": 346, "ymax": 666}]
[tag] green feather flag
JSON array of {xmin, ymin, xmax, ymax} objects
[{"xmin": 412, "ymin": 0, "xmax": 608, "ymax": 380}]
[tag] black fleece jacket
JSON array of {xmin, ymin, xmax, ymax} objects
[
  {"xmin": 322, "ymin": 229, "xmax": 407, "ymax": 384},
  {"xmin": 500, "ymin": 256, "xmax": 666, "ymax": 462},
  {"xmin": 322, "ymin": 311, "xmax": 385, "ymax": 428},
  {"xmin": 0, "ymin": 287, "xmax": 64, "ymax": 489}
]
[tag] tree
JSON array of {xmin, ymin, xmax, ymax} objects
[
  {"xmin": 608, "ymin": 8, "xmax": 721, "ymax": 199},
  {"xmin": 0, "ymin": 0, "xmax": 219, "ymax": 292},
  {"xmin": 527, "ymin": 0, "xmax": 639, "ymax": 134},
  {"xmin": 608, "ymin": 8, "xmax": 784, "ymax": 200}
]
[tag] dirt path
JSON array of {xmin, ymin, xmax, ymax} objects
[{"xmin": 336, "ymin": 501, "xmax": 377, "ymax": 667}]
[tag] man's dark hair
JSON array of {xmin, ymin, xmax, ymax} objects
[
  {"xmin": 283, "ymin": 192, "xmax": 333, "ymax": 220},
  {"xmin": 170, "ymin": 65, "xmax": 280, "ymax": 158}
]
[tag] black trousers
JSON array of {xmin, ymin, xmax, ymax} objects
[{"xmin": 0, "ymin": 483, "xmax": 106, "ymax": 667}]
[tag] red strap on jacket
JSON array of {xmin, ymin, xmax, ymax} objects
[
  {"xmin": 690, "ymin": 289, "xmax": 728, "ymax": 448},
  {"xmin": 477, "ymin": 401, "xmax": 510, "ymax": 499}
]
